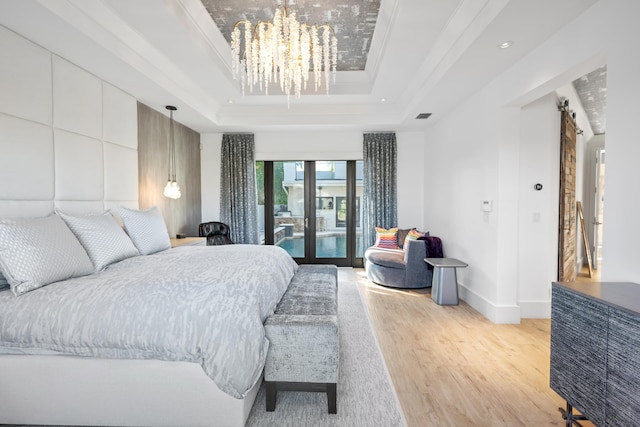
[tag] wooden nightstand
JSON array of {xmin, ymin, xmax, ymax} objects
[{"xmin": 170, "ymin": 237, "xmax": 206, "ymax": 248}]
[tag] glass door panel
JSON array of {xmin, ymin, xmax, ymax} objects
[
  {"xmin": 274, "ymin": 161, "xmax": 305, "ymax": 258},
  {"xmin": 316, "ymin": 161, "xmax": 346, "ymax": 258}
]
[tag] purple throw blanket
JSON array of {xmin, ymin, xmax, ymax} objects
[{"xmin": 423, "ymin": 236, "xmax": 443, "ymax": 270}]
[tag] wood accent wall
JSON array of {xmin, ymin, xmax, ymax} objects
[{"xmin": 137, "ymin": 102, "xmax": 201, "ymax": 238}]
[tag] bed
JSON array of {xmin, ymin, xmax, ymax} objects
[{"xmin": 0, "ymin": 209, "xmax": 298, "ymax": 426}]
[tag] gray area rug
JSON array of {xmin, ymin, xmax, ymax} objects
[{"xmin": 246, "ymin": 278, "xmax": 406, "ymax": 427}]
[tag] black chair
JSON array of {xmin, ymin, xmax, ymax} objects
[{"xmin": 198, "ymin": 222, "xmax": 234, "ymax": 245}]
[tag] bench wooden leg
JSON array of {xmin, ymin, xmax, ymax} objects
[
  {"xmin": 266, "ymin": 381, "xmax": 276, "ymax": 412},
  {"xmin": 327, "ymin": 383, "xmax": 337, "ymax": 414}
]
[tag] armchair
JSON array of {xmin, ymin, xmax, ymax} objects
[
  {"xmin": 198, "ymin": 221, "xmax": 234, "ymax": 246},
  {"xmin": 364, "ymin": 229, "xmax": 442, "ymax": 289}
]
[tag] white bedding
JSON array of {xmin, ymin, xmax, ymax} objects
[{"xmin": 0, "ymin": 244, "xmax": 298, "ymax": 399}]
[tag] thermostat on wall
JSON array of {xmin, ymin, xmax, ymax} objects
[{"xmin": 481, "ymin": 200, "xmax": 493, "ymax": 212}]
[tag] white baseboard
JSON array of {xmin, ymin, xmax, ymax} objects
[
  {"xmin": 519, "ymin": 300, "xmax": 551, "ymax": 319},
  {"xmin": 458, "ymin": 282, "xmax": 521, "ymax": 324}
]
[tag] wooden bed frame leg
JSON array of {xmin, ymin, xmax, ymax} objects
[
  {"xmin": 266, "ymin": 381, "xmax": 277, "ymax": 412},
  {"xmin": 327, "ymin": 383, "xmax": 337, "ymax": 414}
]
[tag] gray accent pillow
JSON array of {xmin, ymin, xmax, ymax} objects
[
  {"xmin": 57, "ymin": 210, "xmax": 139, "ymax": 271},
  {"xmin": 0, "ymin": 215, "xmax": 94, "ymax": 296},
  {"xmin": 119, "ymin": 206, "xmax": 171, "ymax": 255}
]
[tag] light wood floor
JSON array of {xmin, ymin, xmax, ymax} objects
[
  {"xmin": 576, "ymin": 263, "xmax": 601, "ymax": 283},
  {"xmin": 350, "ymin": 268, "xmax": 595, "ymax": 427}
]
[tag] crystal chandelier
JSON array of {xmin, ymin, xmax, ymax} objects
[
  {"xmin": 163, "ymin": 105, "xmax": 181, "ymax": 200},
  {"xmin": 230, "ymin": 2, "xmax": 338, "ymax": 103}
]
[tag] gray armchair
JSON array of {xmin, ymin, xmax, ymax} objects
[{"xmin": 364, "ymin": 239, "xmax": 432, "ymax": 289}]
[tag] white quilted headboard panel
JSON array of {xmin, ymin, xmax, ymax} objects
[{"xmin": 0, "ymin": 26, "xmax": 138, "ymax": 218}]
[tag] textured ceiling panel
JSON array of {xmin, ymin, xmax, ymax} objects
[
  {"xmin": 573, "ymin": 65, "xmax": 607, "ymax": 135},
  {"xmin": 200, "ymin": 0, "xmax": 381, "ymax": 71}
]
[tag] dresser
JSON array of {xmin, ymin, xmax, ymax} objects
[{"xmin": 550, "ymin": 281, "xmax": 640, "ymax": 425}]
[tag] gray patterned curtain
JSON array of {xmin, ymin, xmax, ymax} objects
[
  {"xmin": 220, "ymin": 133, "xmax": 259, "ymax": 244},
  {"xmin": 363, "ymin": 133, "xmax": 398, "ymax": 248}
]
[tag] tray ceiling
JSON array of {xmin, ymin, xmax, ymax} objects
[
  {"xmin": 0, "ymin": 0, "xmax": 600, "ymax": 132},
  {"xmin": 200, "ymin": 0, "xmax": 381, "ymax": 71}
]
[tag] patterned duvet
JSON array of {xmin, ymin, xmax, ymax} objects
[{"xmin": 0, "ymin": 244, "xmax": 298, "ymax": 399}]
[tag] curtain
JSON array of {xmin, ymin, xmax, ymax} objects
[
  {"xmin": 362, "ymin": 132, "xmax": 398, "ymax": 248},
  {"xmin": 220, "ymin": 133, "xmax": 259, "ymax": 244}
]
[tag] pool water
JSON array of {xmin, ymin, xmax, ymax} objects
[{"xmin": 277, "ymin": 235, "xmax": 363, "ymax": 258}]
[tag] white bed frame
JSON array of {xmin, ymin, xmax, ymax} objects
[
  {"xmin": 0, "ymin": 32, "xmax": 267, "ymax": 427},
  {"xmin": 0, "ymin": 355, "xmax": 261, "ymax": 427}
]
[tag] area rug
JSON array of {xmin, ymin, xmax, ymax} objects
[{"xmin": 246, "ymin": 275, "xmax": 407, "ymax": 427}]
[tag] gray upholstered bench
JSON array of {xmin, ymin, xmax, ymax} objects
[{"xmin": 264, "ymin": 264, "xmax": 339, "ymax": 413}]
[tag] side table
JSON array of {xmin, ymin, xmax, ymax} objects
[
  {"xmin": 424, "ymin": 258, "xmax": 468, "ymax": 305},
  {"xmin": 170, "ymin": 237, "xmax": 206, "ymax": 248}
]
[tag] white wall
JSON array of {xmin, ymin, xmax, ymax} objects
[
  {"xmin": 582, "ymin": 134, "xmax": 606, "ymax": 268},
  {"xmin": 517, "ymin": 93, "xmax": 560, "ymax": 318},
  {"xmin": 597, "ymin": 1, "xmax": 640, "ymax": 281},
  {"xmin": 0, "ymin": 25, "xmax": 138, "ymax": 219},
  {"xmin": 423, "ymin": 0, "xmax": 640, "ymax": 322},
  {"xmin": 200, "ymin": 133, "xmax": 222, "ymax": 222},
  {"xmin": 424, "ymin": 91, "xmax": 505, "ymax": 320},
  {"xmin": 201, "ymin": 131, "xmax": 426, "ymax": 230}
]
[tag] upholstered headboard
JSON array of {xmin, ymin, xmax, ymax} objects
[{"xmin": 0, "ymin": 26, "xmax": 138, "ymax": 219}]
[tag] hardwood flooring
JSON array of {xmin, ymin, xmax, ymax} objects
[
  {"xmin": 350, "ymin": 268, "xmax": 595, "ymax": 427},
  {"xmin": 576, "ymin": 263, "xmax": 601, "ymax": 283}
]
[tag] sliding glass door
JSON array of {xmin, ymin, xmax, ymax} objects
[{"xmin": 256, "ymin": 160, "xmax": 363, "ymax": 267}]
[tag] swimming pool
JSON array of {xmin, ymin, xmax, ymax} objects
[{"xmin": 277, "ymin": 235, "xmax": 363, "ymax": 258}]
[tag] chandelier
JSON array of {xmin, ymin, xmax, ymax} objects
[
  {"xmin": 163, "ymin": 105, "xmax": 181, "ymax": 200},
  {"xmin": 230, "ymin": 2, "xmax": 338, "ymax": 103}
]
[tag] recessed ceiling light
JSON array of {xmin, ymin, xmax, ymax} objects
[
  {"xmin": 227, "ymin": 99, "xmax": 233, "ymax": 104},
  {"xmin": 381, "ymin": 98, "xmax": 386, "ymax": 102},
  {"xmin": 497, "ymin": 41, "xmax": 513, "ymax": 49}
]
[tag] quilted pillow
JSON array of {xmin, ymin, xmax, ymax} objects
[
  {"xmin": 0, "ymin": 215, "xmax": 94, "ymax": 296},
  {"xmin": 374, "ymin": 227, "xmax": 400, "ymax": 249},
  {"xmin": 57, "ymin": 210, "xmax": 139, "ymax": 271},
  {"xmin": 119, "ymin": 206, "xmax": 171, "ymax": 255},
  {"xmin": 403, "ymin": 228, "xmax": 429, "ymax": 249}
]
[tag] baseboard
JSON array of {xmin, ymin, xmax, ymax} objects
[
  {"xmin": 519, "ymin": 300, "xmax": 551, "ymax": 319},
  {"xmin": 458, "ymin": 282, "xmax": 521, "ymax": 324}
]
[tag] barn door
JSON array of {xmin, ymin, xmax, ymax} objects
[{"xmin": 558, "ymin": 110, "xmax": 577, "ymax": 281}]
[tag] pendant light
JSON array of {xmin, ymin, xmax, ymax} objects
[{"xmin": 163, "ymin": 105, "xmax": 181, "ymax": 199}]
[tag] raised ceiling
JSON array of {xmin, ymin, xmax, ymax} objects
[
  {"xmin": 201, "ymin": 0, "xmax": 381, "ymax": 71},
  {"xmin": 0, "ymin": 0, "xmax": 600, "ymax": 133}
]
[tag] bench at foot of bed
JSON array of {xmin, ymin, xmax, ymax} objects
[{"xmin": 264, "ymin": 264, "xmax": 339, "ymax": 414}]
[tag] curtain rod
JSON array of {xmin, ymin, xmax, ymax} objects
[{"xmin": 363, "ymin": 131, "xmax": 397, "ymax": 134}]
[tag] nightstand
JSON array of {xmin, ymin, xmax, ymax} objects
[{"xmin": 170, "ymin": 237, "xmax": 206, "ymax": 248}]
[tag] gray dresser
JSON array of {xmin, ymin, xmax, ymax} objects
[{"xmin": 551, "ymin": 282, "xmax": 640, "ymax": 425}]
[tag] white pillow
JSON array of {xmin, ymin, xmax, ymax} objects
[
  {"xmin": 119, "ymin": 206, "xmax": 171, "ymax": 255},
  {"xmin": 57, "ymin": 210, "xmax": 139, "ymax": 271},
  {"xmin": 0, "ymin": 215, "xmax": 94, "ymax": 296}
]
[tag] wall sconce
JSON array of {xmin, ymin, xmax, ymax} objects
[{"xmin": 163, "ymin": 105, "xmax": 181, "ymax": 199}]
